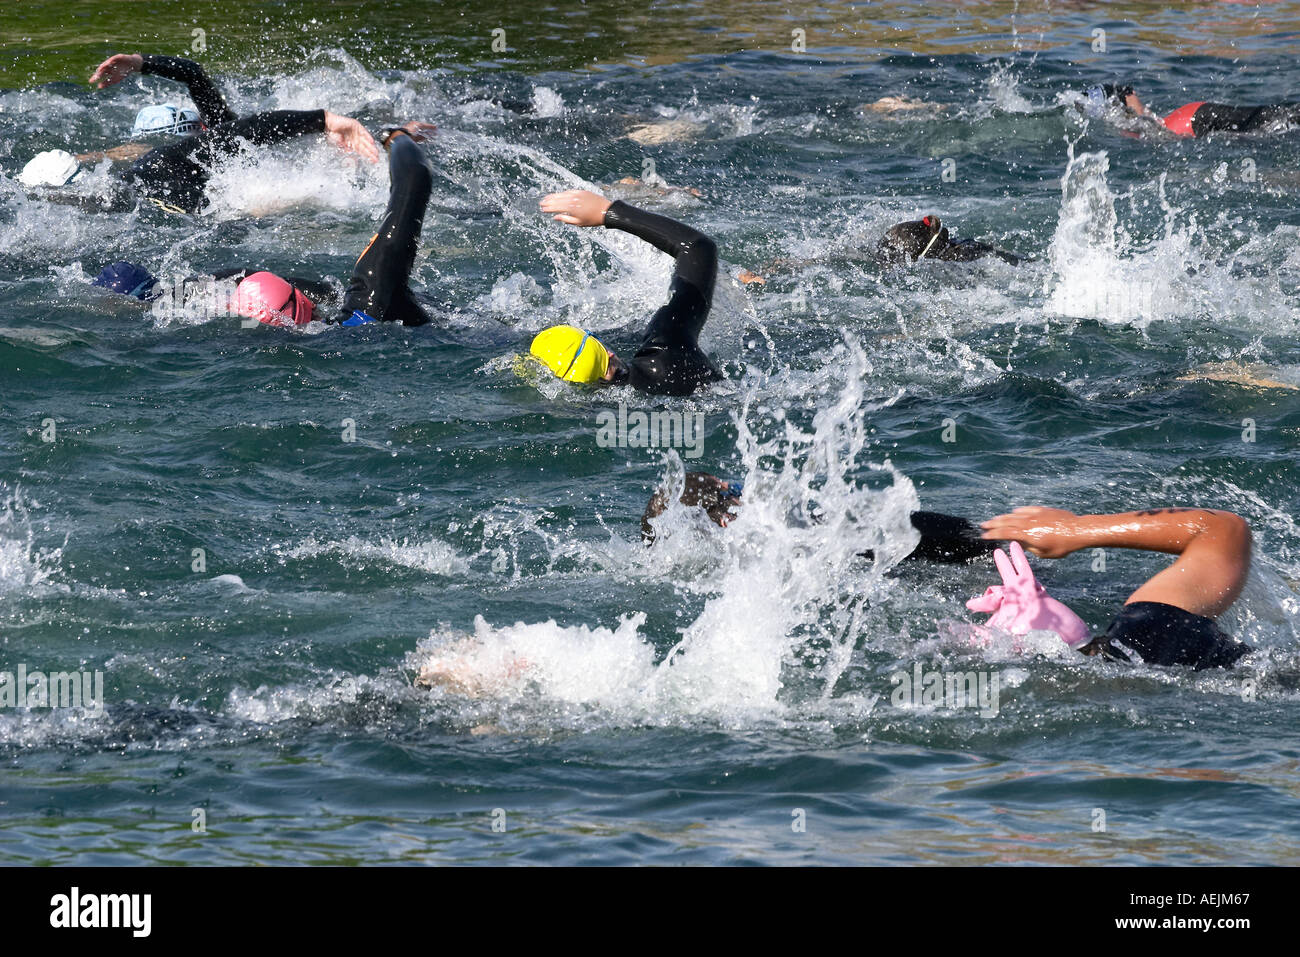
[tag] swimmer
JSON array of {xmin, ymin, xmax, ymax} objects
[
  {"xmin": 737, "ymin": 213, "xmax": 1024, "ymax": 283},
  {"xmin": 860, "ymin": 95, "xmax": 943, "ymax": 115},
  {"xmin": 982, "ymin": 506, "xmax": 1253, "ymax": 670},
  {"xmin": 17, "ymin": 52, "xmax": 377, "ymax": 213},
  {"xmin": 875, "ymin": 215, "xmax": 1024, "ymax": 265},
  {"xmin": 528, "ymin": 189, "xmax": 723, "ymax": 396},
  {"xmin": 92, "ymin": 122, "xmax": 436, "ymax": 326},
  {"xmin": 640, "ymin": 471, "xmax": 998, "ymax": 564},
  {"xmin": 624, "ymin": 117, "xmax": 707, "ymax": 146},
  {"xmin": 1082, "ymin": 83, "xmax": 1300, "ymax": 137}
]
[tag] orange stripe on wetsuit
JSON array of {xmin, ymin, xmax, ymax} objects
[{"xmin": 1162, "ymin": 101, "xmax": 1206, "ymax": 137}]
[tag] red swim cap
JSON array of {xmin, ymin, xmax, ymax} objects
[{"xmin": 231, "ymin": 271, "xmax": 316, "ymax": 326}]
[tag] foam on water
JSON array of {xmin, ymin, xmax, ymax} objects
[
  {"xmin": 0, "ymin": 488, "xmax": 62, "ymax": 597},
  {"xmin": 1046, "ymin": 142, "xmax": 1300, "ymax": 333},
  {"xmin": 279, "ymin": 534, "xmax": 468, "ymax": 576},
  {"xmin": 202, "ymin": 142, "xmax": 388, "ymax": 221},
  {"xmin": 406, "ymin": 338, "xmax": 922, "ymax": 727}
]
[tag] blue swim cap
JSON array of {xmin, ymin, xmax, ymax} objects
[
  {"xmin": 92, "ymin": 262, "xmax": 159, "ymax": 300},
  {"xmin": 132, "ymin": 105, "xmax": 202, "ymax": 137},
  {"xmin": 1082, "ymin": 85, "xmax": 1108, "ymax": 118}
]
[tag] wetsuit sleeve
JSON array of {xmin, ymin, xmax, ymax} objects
[
  {"xmin": 604, "ymin": 200, "xmax": 717, "ymax": 303},
  {"xmin": 337, "ymin": 134, "xmax": 434, "ymax": 325},
  {"xmin": 1190, "ymin": 102, "xmax": 1300, "ymax": 136},
  {"xmin": 855, "ymin": 511, "xmax": 1000, "ymax": 563},
  {"xmin": 139, "ymin": 54, "xmax": 237, "ymax": 127},
  {"xmin": 602, "ymin": 200, "xmax": 721, "ymax": 396},
  {"xmin": 216, "ymin": 110, "xmax": 326, "ymax": 147},
  {"xmin": 905, "ymin": 511, "xmax": 1000, "ymax": 562}
]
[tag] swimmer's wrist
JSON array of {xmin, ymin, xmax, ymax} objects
[
  {"xmin": 601, "ymin": 199, "xmax": 625, "ymax": 227},
  {"xmin": 378, "ymin": 127, "xmax": 408, "ymax": 151}
]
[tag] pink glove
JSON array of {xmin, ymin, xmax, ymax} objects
[{"xmin": 966, "ymin": 541, "xmax": 1091, "ymax": 649}]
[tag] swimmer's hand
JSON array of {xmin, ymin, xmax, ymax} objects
[
  {"xmin": 89, "ymin": 53, "xmax": 143, "ymax": 89},
  {"xmin": 540, "ymin": 189, "xmax": 613, "ymax": 227},
  {"xmin": 737, "ymin": 269, "xmax": 766, "ymax": 285},
  {"xmin": 980, "ymin": 506, "xmax": 1080, "ymax": 559},
  {"xmin": 324, "ymin": 111, "xmax": 380, "ymax": 163}
]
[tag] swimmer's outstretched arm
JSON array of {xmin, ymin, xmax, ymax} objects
[
  {"xmin": 90, "ymin": 53, "xmax": 237, "ymax": 127},
  {"xmin": 980, "ymin": 507, "xmax": 1251, "ymax": 618},
  {"xmin": 641, "ymin": 472, "xmax": 996, "ymax": 562},
  {"xmin": 540, "ymin": 189, "xmax": 718, "ymax": 346},
  {"xmin": 337, "ymin": 124, "xmax": 436, "ymax": 325},
  {"xmin": 207, "ymin": 109, "xmax": 378, "ymax": 160}
]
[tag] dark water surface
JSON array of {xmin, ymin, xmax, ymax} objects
[{"xmin": 1, "ymin": 1, "xmax": 1298, "ymax": 864}]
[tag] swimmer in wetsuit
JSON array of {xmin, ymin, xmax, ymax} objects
[
  {"xmin": 527, "ymin": 189, "xmax": 723, "ymax": 397},
  {"xmin": 875, "ymin": 215, "xmax": 1024, "ymax": 266},
  {"xmin": 92, "ymin": 122, "xmax": 435, "ymax": 326},
  {"xmin": 982, "ymin": 506, "xmax": 1252, "ymax": 670},
  {"xmin": 736, "ymin": 213, "xmax": 1024, "ymax": 284},
  {"xmin": 17, "ymin": 52, "xmax": 378, "ymax": 211},
  {"xmin": 1083, "ymin": 83, "xmax": 1300, "ymax": 138}
]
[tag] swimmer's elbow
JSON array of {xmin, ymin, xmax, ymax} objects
[
  {"xmin": 683, "ymin": 233, "xmax": 717, "ymax": 267},
  {"xmin": 1208, "ymin": 510, "xmax": 1251, "ymax": 553}
]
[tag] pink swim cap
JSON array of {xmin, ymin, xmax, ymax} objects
[{"xmin": 231, "ymin": 271, "xmax": 315, "ymax": 327}]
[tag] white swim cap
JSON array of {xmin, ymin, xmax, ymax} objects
[
  {"xmin": 18, "ymin": 149, "xmax": 81, "ymax": 187},
  {"xmin": 133, "ymin": 104, "xmax": 202, "ymax": 137}
]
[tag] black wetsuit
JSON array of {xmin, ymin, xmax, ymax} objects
[
  {"xmin": 876, "ymin": 220, "xmax": 1023, "ymax": 266},
  {"xmin": 1169, "ymin": 102, "xmax": 1300, "ymax": 137},
  {"xmin": 115, "ymin": 54, "xmax": 332, "ymax": 213},
  {"xmin": 337, "ymin": 134, "xmax": 434, "ymax": 325},
  {"xmin": 853, "ymin": 511, "xmax": 999, "ymax": 563},
  {"xmin": 1087, "ymin": 601, "xmax": 1249, "ymax": 670},
  {"xmin": 926, "ymin": 238, "xmax": 1022, "ymax": 265},
  {"xmin": 603, "ymin": 200, "xmax": 723, "ymax": 396},
  {"xmin": 138, "ymin": 54, "xmax": 237, "ymax": 128}
]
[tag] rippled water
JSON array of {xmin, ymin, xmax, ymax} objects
[{"xmin": 1, "ymin": 1, "xmax": 1298, "ymax": 865}]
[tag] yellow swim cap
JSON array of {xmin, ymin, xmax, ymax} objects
[{"xmin": 529, "ymin": 325, "xmax": 610, "ymax": 384}]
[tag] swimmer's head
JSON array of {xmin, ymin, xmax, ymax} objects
[
  {"xmin": 230, "ymin": 272, "xmax": 316, "ymax": 326},
  {"xmin": 92, "ymin": 261, "xmax": 160, "ymax": 301},
  {"xmin": 18, "ymin": 149, "xmax": 81, "ymax": 187},
  {"xmin": 529, "ymin": 324, "xmax": 624, "ymax": 384},
  {"xmin": 132, "ymin": 104, "xmax": 203, "ymax": 137},
  {"xmin": 1082, "ymin": 83, "xmax": 1144, "ymax": 117},
  {"xmin": 877, "ymin": 214, "xmax": 947, "ymax": 264}
]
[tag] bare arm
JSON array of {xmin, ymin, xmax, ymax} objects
[
  {"xmin": 75, "ymin": 143, "xmax": 153, "ymax": 164},
  {"xmin": 980, "ymin": 507, "xmax": 1251, "ymax": 618}
]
